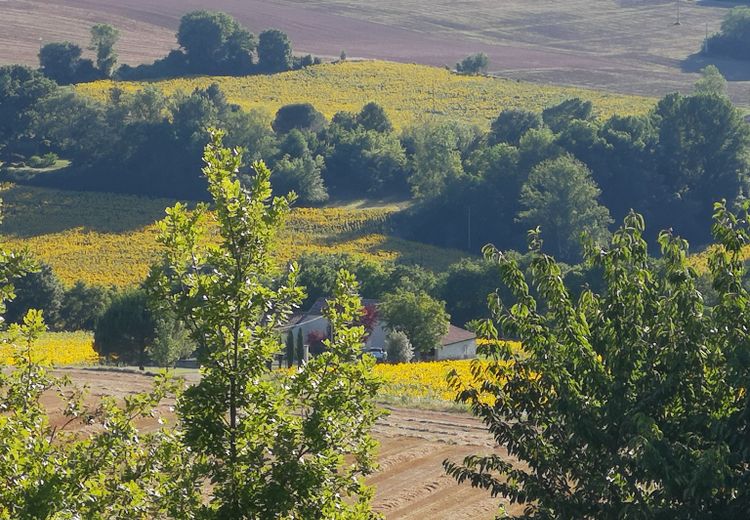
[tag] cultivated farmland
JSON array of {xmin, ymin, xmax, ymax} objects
[
  {"xmin": 77, "ymin": 61, "xmax": 654, "ymax": 130},
  {"xmin": 1, "ymin": 0, "xmax": 745, "ymax": 102},
  {"xmin": 0, "ymin": 183, "xmax": 466, "ymax": 287}
]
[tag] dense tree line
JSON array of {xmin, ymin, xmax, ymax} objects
[
  {"xmin": 37, "ymin": 11, "xmax": 317, "ymax": 84},
  {"xmin": 704, "ymin": 6, "xmax": 750, "ymax": 60},
  {"xmin": 4, "ymin": 60, "xmax": 748, "ymax": 262}
]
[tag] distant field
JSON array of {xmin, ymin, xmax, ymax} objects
[
  {"xmin": 0, "ymin": 330, "xmax": 96, "ymax": 365},
  {"xmin": 77, "ymin": 61, "xmax": 654, "ymax": 129},
  {"xmin": 1, "ymin": 0, "xmax": 746, "ymax": 102},
  {"xmin": 0, "ymin": 183, "xmax": 466, "ymax": 287}
]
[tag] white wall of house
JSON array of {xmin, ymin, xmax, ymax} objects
[{"xmin": 435, "ymin": 339, "xmax": 477, "ymax": 360}]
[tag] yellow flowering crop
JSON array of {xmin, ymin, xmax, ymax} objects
[
  {"xmin": 77, "ymin": 61, "xmax": 653, "ymax": 130},
  {"xmin": 0, "ymin": 184, "xmax": 466, "ymax": 287},
  {"xmin": 0, "ymin": 331, "xmax": 98, "ymax": 366}
]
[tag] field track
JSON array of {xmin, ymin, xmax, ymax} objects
[
  {"xmin": 2, "ymin": 0, "xmax": 749, "ymax": 103},
  {"xmin": 46, "ymin": 368, "xmax": 518, "ymax": 519}
]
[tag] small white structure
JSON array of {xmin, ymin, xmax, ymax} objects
[{"xmin": 283, "ymin": 297, "xmax": 477, "ymax": 361}]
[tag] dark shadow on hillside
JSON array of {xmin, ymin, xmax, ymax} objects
[
  {"xmin": 0, "ymin": 168, "xmax": 178, "ymax": 238},
  {"xmin": 681, "ymin": 52, "xmax": 750, "ymax": 81}
]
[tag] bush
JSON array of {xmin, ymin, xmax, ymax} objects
[
  {"xmin": 456, "ymin": 53, "xmax": 489, "ymax": 75},
  {"xmin": 94, "ymin": 289, "xmax": 155, "ymax": 367},
  {"xmin": 272, "ymin": 103, "xmax": 327, "ymax": 134},
  {"xmin": 385, "ymin": 330, "xmax": 413, "ymax": 363},
  {"xmin": 27, "ymin": 152, "xmax": 58, "ymax": 168},
  {"xmin": 5, "ymin": 262, "xmax": 64, "ymax": 330}
]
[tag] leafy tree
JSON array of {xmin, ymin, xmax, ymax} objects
[
  {"xmin": 148, "ymin": 313, "xmax": 195, "ymax": 367},
  {"xmin": 149, "ymin": 130, "xmax": 382, "ymax": 518},
  {"xmin": 357, "ymin": 102, "xmax": 393, "ymax": 133},
  {"xmin": 489, "ymin": 109, "xmax": 542, "ymax": 146},
  {"xmin": 5, "ymin": 262, "xmax": 64, "ymax": 330},
  {"xmin": 652, "ymin": 92, "xmax": 750, "ymax": 242},
  {"xmin": 59, "ymin": 281, "xmax": 114, "ymax": 330},
  {"xmin": 704, "ymin": 6, "xmax": 750, "ymax": 59},
  {"xmin": 273, "ymin": 129, "xmax": 328, "ymax": 203},
  {"xmin": 385, "ymin": 329, "xmax": 413, "ymax": 363},
  {"xmin": 518, "ymin": 154, "xmax": 612, "ymax": 261},
  {"xmin": 405, "ymin": 121, "xmax": 469, "ymax": 198},
  {"xmin": 441, "ymin": 259, "xmax": 504, "ymax": 326},
  {"xmin": 456, "ymin": 53, "xmax": 489, "ymax": 74},
  {"xmin": 542, "ymin": 97, "xmax": 593, "ymax": 133},
  {"xmin": 93, "ymin": 288, "xmax": 155, "ymax": 367},
  {"xmin": 177, "ymin": 10, "xmax": 255, "ymax": 74},
  {"xmin": 257, "ymin": 29, "xmax": 293, "ymax": 73},
  {"xmin": 324, "ymin": 127, "xmax": 407, "ymax": 196},
  {"xmin": 285, "ymin": 331, "xmax": 295, "ymax": 367},
  {"xmin": 89, "ymin": 23, "xmax": 120, "ymax": 77},
  {"xmin": 379, "ymin": 289, "xmax": 450, "ymax": 356},
  {"xmin": 0, "ymin": 65, "xmax": 56, "ymax": 160},
  {"xmin": 272, "ymin": 103, "xmax": 327, "ymax": 134},
  {"xmin": 38, "ymin": 42, "xmax": 95, "ymax": 85},
  {"xmin": 447, "ymin": 205, "xmax": 750, "ymax": 518},
  {"xmin": 694, "ymin": 64, "xmax": 728, "ymax": 97}
]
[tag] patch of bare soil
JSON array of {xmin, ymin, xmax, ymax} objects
[{"xmin": 47, "ymin": 368, "xmax": 515, "ymax": 519}]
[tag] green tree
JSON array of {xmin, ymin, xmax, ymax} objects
[
  {"xmin": 542, "ymin": 97, "xmax": 593, "ymax": 133},
  {"xmin": 148, "ymin": 312, "xmax": 195, "ymax": 367},
  {"xmin": 59, "ymin": 281, "xmax": 114, "ymax": 330},
  {"xmin": 379, "ymin": 289, "xmax": 450, "ymax": 356},
  {"xmin": 5, "ymin": 262, "xmax": 64, "ymax": 330},
  {"xmin": 385, "ymin": 329, "xmax": 413, "ymax": 363},
  {"xmin": 694, "ymin": 64, "xmax": 728, "ymax": 97},
  {"xmin": 258, "ymin": 29, "xmax": 293, "ymax": 73},
  {"xmin": 0, "ymin": 65, "xmax": 56, "ymax": 160},
  {"xmin": 447, "ymin": 205, "xmax": 750, "ymax": 517},
  {"xmin": 177, "ymin": 11, "xmax": 255, "ymax": 74},
  {"xmin": 489, "ymin": 108, "xmax": 542, "ymax": 146},
  {"xmin": 93, "ymin": 288, "xmax": 155, "ymax": 367},
  {"xmin": 456, "ymin": 53, "xmax": 489, "ymax": 74},
  {"xmin": 272, "ymin": 103, "xmax": 327, "ymax": 134},
  {"xmin": 39, "ymin": 41, "xmax": 79, "ymax": 84},
  {"xmin": 652, "ymin": 92, "xmax": 750, "ymax": 242},
  {"xmin": 149, "ymin": 130, "xmax": 382, "ymax": 518},
  {"xmin": 406, "ymin": 121, "xmax": 470, "ymax": 199},
  {"xmin": 518, "ymin": 155, "xmax": 612, "ymax": 261},
  {"xmin": 357, "ymin": 102, "xmax": 393, "ymax": 133},
  {"xmin": 89, "ymin": 23, "xmax": 120, "ymax": 77}
]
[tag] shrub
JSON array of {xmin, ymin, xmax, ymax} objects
[
  {"xmin": 385, "ymin": 330, "xmax": 413, "ymax": 363},
  {"xmin": 456, "ymin": 53, "xmax": 489, "ymax": 75}
]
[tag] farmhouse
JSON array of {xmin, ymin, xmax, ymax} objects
[{"xmin": 284, "ymin": 297, "xmax": 477, "ymax": 361}]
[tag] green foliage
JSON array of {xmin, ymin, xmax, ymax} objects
[
  {"xmin": 357, "ymin": 102, "xmax": 393, "ymax": 133},
  {"xmin": 89, "ymin": 23, "xmax": 120, "ymax": 77},
  {"xmin": 148, "ymin": 312, "xmax": 195, "ymax": 367},
  {"xmin": 694, "ymin": 65, "xmax": 728, "ymax": 97},
  {"xmin": 379, "ymin": 289, "xmax": 450, "ymax": 356},
  {"xmin": 93, "ymin": 288, "xmax": 155, "ymax": 366},
  {"xmin": 446, "ymin": 206, "xmax": 750, "ymax": 517},
  {"xmin": 273, "ymin": 103, "xmax": 327, "ymax": 134},
  {"xmin": 705, "ymin": 7, "xmax": 750, "ymax": 59},
  {"xmin": 273, "ymin": 129, "xmax": 328, "ymax": 203},
  {"xmin": 0, "ymin": 65, "xmax": 57, "ymax": 160},
  {"xmin": 5, "ymin": 262, "xmax": 64, "ymax": 330},
  {"xmin": 542, "ymin": 97, "xmax": 593, "ymax": 133},
  {"xmin": 149, "ymin": 130, "xmax": 382, "ymax": 518},
  {"xmin": 405, "ymin": 121, "xmax": 472, "ymax": 198},
  {"xmin": 258, "ymin": 29, "xmax": 294, "ymax": 73},
  {"xmin": 456, "ymin": 53, "xmax": 489, "ymax": 75},
  {"xmin": 38, "ymin": 42, "xmax": 97, "ymax": 85},
  {"xmin": 59, "ymin": 282, "xmax": 114, "ymax": 331},
  {"xmin": 518, "ymin": 154, "xmax": 612, "ymax": 261},
  {"xmin": 177, "ymin": 10, "xmax": 255, "ymax": 74},
  {"xmin": 385, "ymin": 329, "xmax": 413, "ymax": 363},
  {"xmin": 489, "ymin": 108, "xmax": 542, "ymax": 146}
]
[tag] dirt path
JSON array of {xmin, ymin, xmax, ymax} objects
[{"xmin": 50, "ymin": 368, "xmax": 515, "ymax": 519}]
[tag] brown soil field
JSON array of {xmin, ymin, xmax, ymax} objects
[
  {"xmin": 1, "ymin": 0, "xmax": 749, "ymax": 103},
  {"xmin": 46, "ymin": 368, "xmax": 518, "ymax": 519}
]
